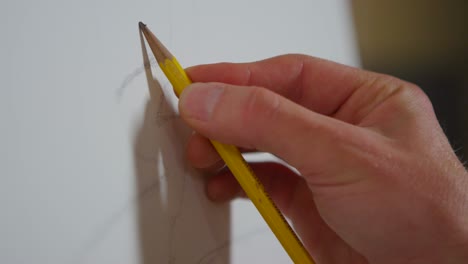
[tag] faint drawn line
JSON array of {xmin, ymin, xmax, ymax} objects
[
  {"xmin": 155, "ymin": 92, "xmax": 179, "ymax": 127},
  {"xmin": 116, "ymin": 57, "xmax": 158, "ymax": 99},
  {"xmin": 70, "ymin": 179, "xmax": 161, "ymax": 264},
  {"xmin": 196, "ymin": 227, "xmax": 269, "ymax": 264},
  {"xmin": 135, "ymin": 146, "xmax": 188, "ymax": 264},
  {"xmin": 167, "ymin": 164, "xmax": 188, "ymax": 264}
]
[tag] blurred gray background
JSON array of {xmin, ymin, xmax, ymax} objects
[{"xmin": 352, "ymin": 1, "xmax": 468, "ymax": 161}]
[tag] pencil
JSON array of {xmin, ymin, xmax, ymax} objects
[{"xmin": 139, "ymin": 22, "xmax": 315, "ymax": 264}]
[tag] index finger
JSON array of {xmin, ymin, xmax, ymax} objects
[{"xmin": 186, "ymin": 54, "xmax": 372, "ymax": 116}]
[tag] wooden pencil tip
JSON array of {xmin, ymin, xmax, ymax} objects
[{"xmin": 137, "ymin": 22, "xmax": 172, "ymax": 62}]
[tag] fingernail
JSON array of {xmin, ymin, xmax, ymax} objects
[{"xmin": 179, "ymin": 83, "xmax": 224, "ymax": 121}]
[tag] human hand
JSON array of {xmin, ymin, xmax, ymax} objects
[{"xmin": 178, "ymin": 54, "xmax": 468, "ymax": 263}]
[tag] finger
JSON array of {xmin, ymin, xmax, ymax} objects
[
  {"xmin": 186, "ymin": 54, "xmax": 371, "ymax": 116},
  {"xmin": 189, "ymin": 132, "xmax": 257, "ymax": 156},
  {"xmin": 179, "ymin": 82, "xmax": 364, "ymax": 175},
  {"xmin": 186, "ymin": 132, "xmax": 226, "ymax": 173},
  {"xmin": 186, "ymin": 132, "xmax": 258, "ymax": 173},
  {"xmin": 206, "ymin": 162, "xmax": 301, "ymax": 215},
  {"xmin": 206, "ymin": 162, "xmax": 366, "ymax": 262}
]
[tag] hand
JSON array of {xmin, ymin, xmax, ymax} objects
[{"xmin": 178, "ymin": 54, "xmax": 468, "ymax": 263}]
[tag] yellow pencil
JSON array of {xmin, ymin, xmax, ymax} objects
[{"xmin": 139, "ymin": 22, "xmax": 314, "ymax": 264}]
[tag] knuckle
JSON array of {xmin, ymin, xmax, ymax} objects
[
  {"xmin": 242, "ymin": 87, "xmax": 281, "ymax": 126},
  {"xmin": 389, "ymin": 79, "xmax": 434, "ymax": 115},
  {"xmin": 349, "ymin": 72, "xmax": 435, "ymax": 127},
  {"xmin": 238, "ymin": 87, "xmax": 281, "ymax": 148},
  {"xmin": 401, "ymin": 83, "xmax": 433, "ymax": 111}
]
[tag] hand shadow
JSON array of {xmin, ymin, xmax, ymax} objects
[{"xmin": 133, "ymin": 28, "xmax": 230, "ymax": 264}]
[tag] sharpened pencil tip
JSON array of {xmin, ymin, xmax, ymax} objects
[{"xmin": 138, "ymin": 22, "xmax": 173, "ymax": 63}]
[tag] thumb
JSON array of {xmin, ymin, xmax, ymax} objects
[{"xmin": 179, "ymin": 82, "xmax": 359, "ymax": 174}]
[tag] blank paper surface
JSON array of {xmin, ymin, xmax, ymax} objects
[{"xmin": 0, "ymin": 1, "xmax": 358, "ymax": 263}]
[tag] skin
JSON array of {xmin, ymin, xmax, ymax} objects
[{"xmin": 177, "ymin": 54, "xmax": 468, "ymax": 263}]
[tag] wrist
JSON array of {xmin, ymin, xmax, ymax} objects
[
  {"xmin": 427, "ymin": 169, "xmax": 468, "ymax": 263},
  {"xmin": 391, "ymin": 169, "xmax": 468, "ymax": 264}
]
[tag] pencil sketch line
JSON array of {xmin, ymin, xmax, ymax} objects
[
  {"xmin": 155, "ymin": 92, "xmax": 179, "ymax": 127},
  {"xmin": 195, "ymin": 227, "xmax": 269, "ymax": 264},
  {"xmin": 116, "ymin": 57, "xmax": 158, "ymax": 98},
  {"xmin": 167, "ymin": 163, "xmax": 189, "ymax": 263},
  {"xmin": 70, "ymin": 179, "xmax": 161, "ymax": 264}
]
